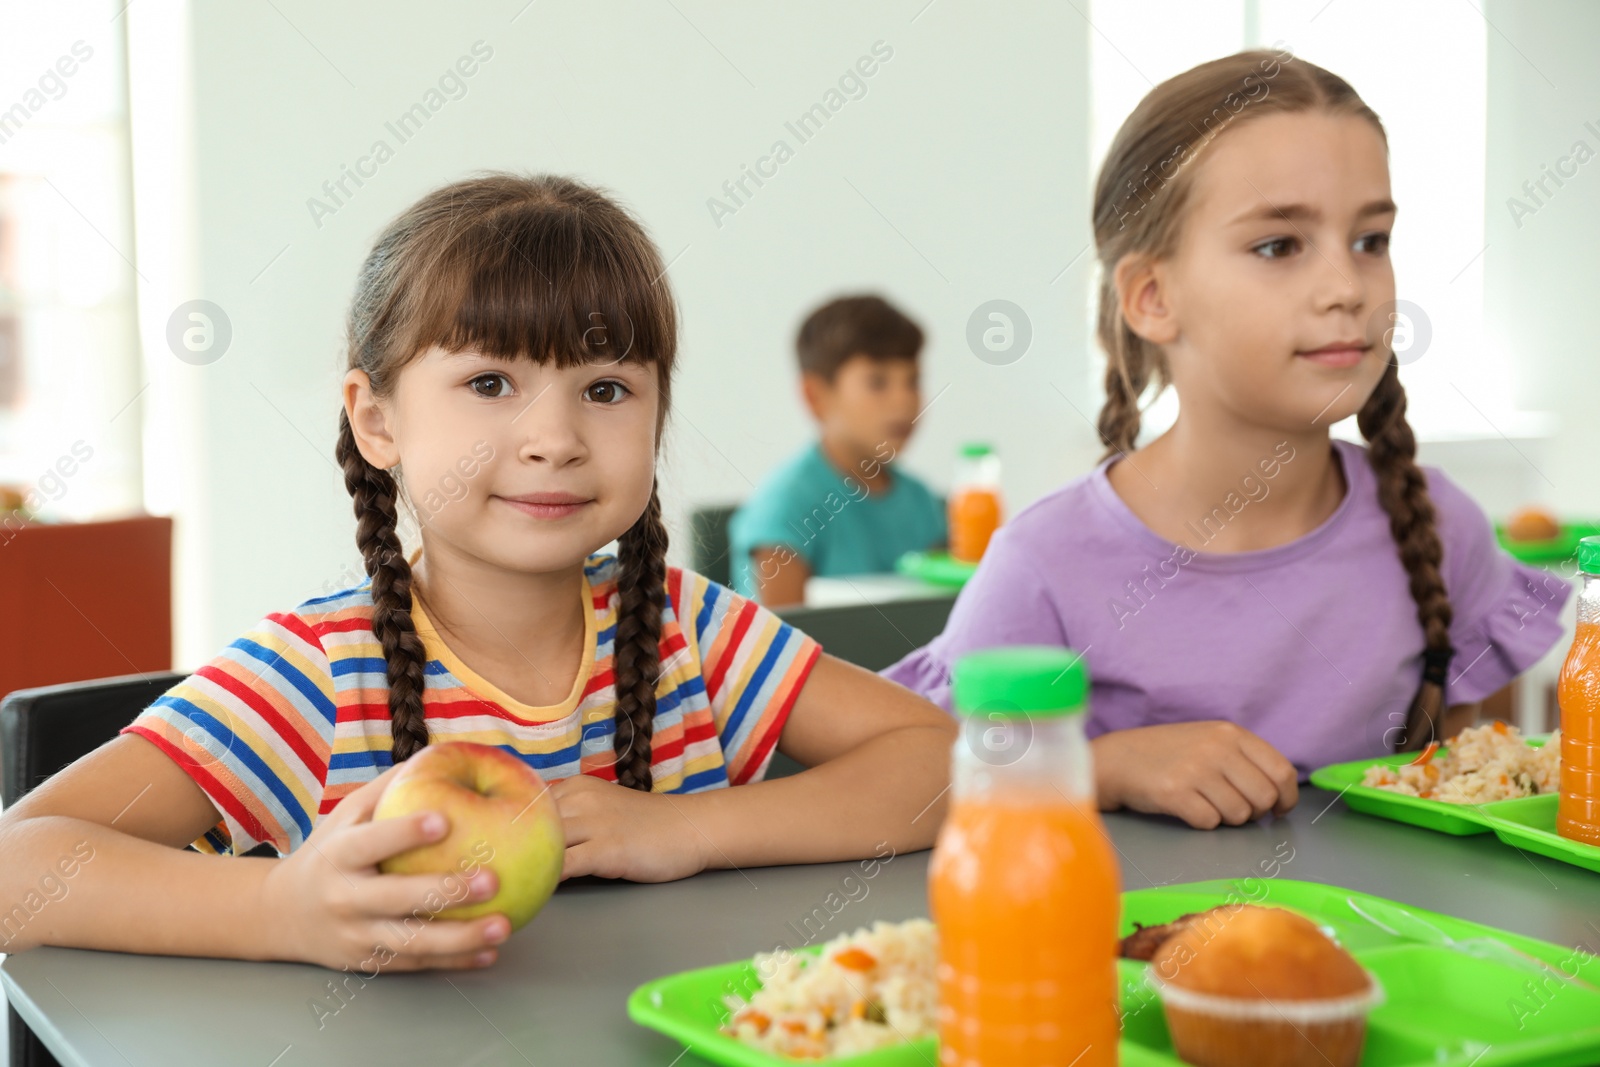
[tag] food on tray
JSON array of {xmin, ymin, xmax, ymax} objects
[
  {"xmin": 1152, "ymin": 905, "xmax": 1367, "ymax": 997},
  {"xmin": 1120, "ymin": 908, "xmax": 1212, "ymax": 961},
  {"xmin": 1148, "ymin": 904, "xmax": 1381, "ymax": 1067},
  {"xmin": 1504, "ymin": 506, "xmax": 1561, "ymax": 543},
  {"xmin": 1361, "ymin": 721, "xmax": 1560, "ymax": 804},
  {"xmin": 722, "ymin": 919, "xmax": 937, "ymax": 1059}
]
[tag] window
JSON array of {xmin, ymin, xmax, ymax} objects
[{"xmin": 0, "ymin": 1, "xmax": 142, "ymax": 520}]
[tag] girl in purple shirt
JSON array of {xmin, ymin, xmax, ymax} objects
[{"xmin": 884, "ymin": 49, "xmax": 1569, "ymax": 829}]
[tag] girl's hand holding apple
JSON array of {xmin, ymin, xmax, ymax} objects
[{"xmin": 259, "ymin": 765, "xmax": 513, "ymax": 972}]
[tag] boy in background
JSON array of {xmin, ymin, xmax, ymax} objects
[{"xmin": 730, "ymin": 294, "xmax": 946, "ymax": 605}]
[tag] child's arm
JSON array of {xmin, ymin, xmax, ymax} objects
[
  {"xmin": 1441, "ymin": 701, "xmax": 1482, "ymax": 739},
  {"xmin": 1091, "ymin": 721, "xmax": 1300, "ymax": 830},
  {"xmin": 0, "ymin": 734, "xmax": 512, "ymax": 970},
  {"xmin": 553, "ymin": 653, "xmax": 957, "ymax": 881},
  {"xmin": 749, "ymin": 546, "xmax": 810, "ymax": 607}
]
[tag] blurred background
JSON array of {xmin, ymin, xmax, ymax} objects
[{"xmin": 0, "ymin": 0, "xmax": 1591, "ymax": 682}]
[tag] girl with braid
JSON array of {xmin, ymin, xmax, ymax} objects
[
  {"xmin": 885, "ymin": 52, "xmax": 1569, "ymax": 829},
  {"xmin": 0, "ymin": 174, "xmax": 956, "ymax": 972}
]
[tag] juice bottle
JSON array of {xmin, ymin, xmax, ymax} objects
[
  {"xmin": 1557, "ymin": 536, "xmax": 1600, "ymax": 845},
  {"xmin": 949, "ymin": 443, "xmax": 1003, "ymax": 563},
  {"xmin": 928, "ymin": 647, "xmax": 1121, "ymax": 1067}
]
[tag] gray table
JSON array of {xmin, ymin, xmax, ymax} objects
[{"xmin": 5, "ymin": 786, "xmax": 1600, "ymax": 1066}]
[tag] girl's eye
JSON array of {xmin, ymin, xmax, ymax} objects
[
  {"xmin": 585, "ymin": 379, "xmax": 631, "ymax": 405},
  {"xmin": 1252, "ymin": 236, "xmax": 1299, "ymax": 259},
  {"xmin": 468, "ymin": 373, "xmax": 512, "ymax": 398},
  {"xmin": 1355, "ymin": 231, "xmax": 1391, "ymax": 256}
]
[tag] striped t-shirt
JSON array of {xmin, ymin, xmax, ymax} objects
[{"xmin": 123, "ymin": 553, "xmax": 823, "ymax": 856}]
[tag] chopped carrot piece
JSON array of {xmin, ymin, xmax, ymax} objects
[
  {"xmin": 737, "ymin": 1009, "xmax": 771, "ymax": 1034},
  {"xmin": 1409, "ymin": 742, "xmax": 1440, "ymax": 766},
  {"xmin": 1492, "ymin": 719, "xmax": 1509, "ymax": 735},
  {"xmin": 832, "ymin": 947, "xmax": 878, "ymax": 971},
  {"xmin": 781, "ymin": 1019, "xmax": 808, "ymax": 1034},
  {"xmin": 850, "ymin": 1000, "xmax": 867, "ymax": 1020}
]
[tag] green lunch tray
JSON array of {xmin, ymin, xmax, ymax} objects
[
  {"xmin": 1494, "ymin": 520, "xmax": 1600, "ymax": 565},
  {"xmin": 1309, "ymin": 739, "xmax": 1600, "ymax": 874},
  {"xmin": 894, "ymin": 550, "xmax": 978, "ymax": 588},
  {"xmin": 627, "ymin": 878, "xmax": 1600, "ymax": 1066}
]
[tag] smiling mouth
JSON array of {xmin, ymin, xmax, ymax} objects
[{"xmin": 494, "ymin": 495, "xmax": 593, "ymax": 520}]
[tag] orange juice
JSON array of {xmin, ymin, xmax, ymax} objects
[
  {"xmin": 949, "ymin": 486, "xmax": 1003, "ymax": 563},
  {"xmin": 1558, "ymin": 539, "xmax": 1600, "ymax": 844},
  {"xmin": 929, "ymin": 647, "xmax": 1121, "ymax": 1066},
  {"xmin": 950, "ymin": 443, "xmax": 1003, "ymax": 564}
]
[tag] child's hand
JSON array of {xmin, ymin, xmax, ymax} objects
[
  {"xmin": 260, "ymin": 766, "xmax": 512, "ymax": 971},
  {"xmin": 1092, "ymin": 722, "xmax": 1299, "ymax": 829},
  {"xmin": 551, "ymin": 775, "xmax": 706, "ymax": 883}
]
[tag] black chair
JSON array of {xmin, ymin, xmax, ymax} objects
[
  {"xmin": 760, "ymin": 594, "xmax": 955, "ymax": 780},
  {"xmin": 687, "ymin": 503, "xmax": 739, "ymax": 590},
  {"xmin": 775, "ymin": 595, "xmax": 955, "ymax": 673},
  {"xmin": 1, "ymin": 671, "xmax": 186, "ymax": 1067}
]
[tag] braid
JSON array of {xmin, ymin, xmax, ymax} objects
[
  {"xmin": 1097, "ymin": 345, "xmax": 1144, "ymax": 460},
  {"xmin": 611, "ymin": 484, "xmax": 669, "ymax": 791},
  {"xmin": 1094, "ymin": 283, "xmax": 1161, "ymax": 460},
  {"xmin": 336, "ymin": 411, "xmax": 431, "ymax": 763},
  {"xmin": 1358, "ymin": 361, "xmax": 1454, "ymax": 751}
]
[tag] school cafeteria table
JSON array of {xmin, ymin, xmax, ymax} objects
[
  {"xmin": 5, "ymin": 785, "xmax": 1599, "ymax": 1066},
  {"xmin": 803, "ymin": 572, "xmax": 958, "ymax": 608}
]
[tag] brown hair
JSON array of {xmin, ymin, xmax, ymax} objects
[
  {"xmin": 335, "ymin": 173, "xmax": 677, "ymax": 787},
  {"xmin": 1091, "ymin": 51, "xmax": 1452, "ymax": 751},
  {"xmin": 796, "ymin": 294, "xmax": 924, "ymax": 380}
]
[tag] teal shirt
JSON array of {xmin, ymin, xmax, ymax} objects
[{"xmin": 728, "ymin": 442, "xmax": 947, "ymax": 596}]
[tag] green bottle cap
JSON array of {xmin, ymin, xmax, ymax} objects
[
  {"xmin": 960, "ymin": 442, "xmax": 994, "ymax": 458},
  {"xmin": 1579, "ymin": 535, "xmax": 1600, "ymax": 576},
  {"xmin": 951, "ymin": 646, "xmax": 1088, "ymax": 717}
]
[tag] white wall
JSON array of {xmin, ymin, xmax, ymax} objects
[{"xmin": 126, "ymin": 0, "xmax": 1094, "ymax": 664}]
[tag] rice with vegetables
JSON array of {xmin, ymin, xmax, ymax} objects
[
  {"xmin": 1362, "ymin": 721, "xmax": 1560, "ymax": 804},
  {"xmin": 723, "ymin": 919, "xmax": 937, "ymax": 1059}
]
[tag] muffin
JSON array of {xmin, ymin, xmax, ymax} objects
[{"xmin": 1147, "ymin": 904, "xmax": 1382, "ymax": 1067}]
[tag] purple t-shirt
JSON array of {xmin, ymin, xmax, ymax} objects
[{"xmin": 882, "ymin": 439, "xmax": 1571, "ymax": 776}]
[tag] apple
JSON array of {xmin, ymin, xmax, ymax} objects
[{"xmin": 373, "ymin": 741, "xmax": 564, "ymax": 932}]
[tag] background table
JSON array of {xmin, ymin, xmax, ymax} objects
[
  {"xmin": 803, "ymin": 572, "xmax": 957, "ymax": 608},
  {"xmin": 5, "ymin": 785, "xmax": 1600, "ymax": 1066}
]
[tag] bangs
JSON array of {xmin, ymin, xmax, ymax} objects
[{"xmin": 414, "ymin": 198, "xmax": 675, "ymax": 371}]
